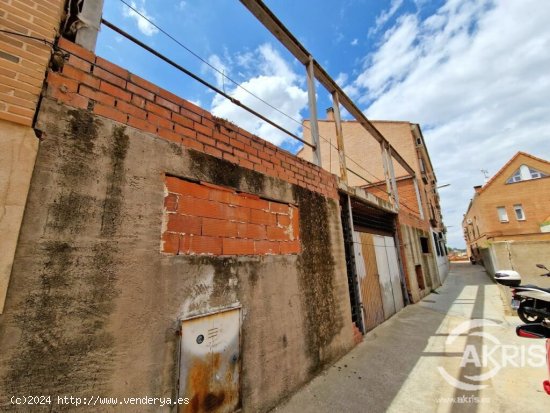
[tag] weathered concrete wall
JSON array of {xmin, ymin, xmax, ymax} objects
[
  {"xmin": 485, "ymin": 241, "xmax": 550, "ymax": 288},
  {"xmin": 0, "ymin": 120, "xmax": 38, "ymax": 313},
  {"xmin": 0, "ymin": 98, "xmax": 354, "ymax": 411},
  {"xmin": 399, "ymin": 224, "xmax": 435, "ymax": 303}
]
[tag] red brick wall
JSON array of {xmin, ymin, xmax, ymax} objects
[
  {"xmin": 0, "ymin": 0, "xmax": 65, "ymax": 126},
  {"xmin": 162, "ymin": 177, "xmax": 300, "ymax": 255},
  {"xmin": 46, "ymin": 38, "xmax": 338, "ymax": 200}
]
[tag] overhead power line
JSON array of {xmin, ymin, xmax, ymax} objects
[{"xmin": 101, "ymin": 19, "xmax": 314, "ymax": 148}]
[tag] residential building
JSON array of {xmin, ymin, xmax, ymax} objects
[
  {"xmin": 298, "ymin": 111, "xmax": 449, "ymax": 304},
  {"xmin": 463, "ymin": 151, "xmax": 550, "ymax": 282}
]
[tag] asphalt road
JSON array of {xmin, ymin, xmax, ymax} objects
[{"xmin": 273, "ymin": 262, "xmax": 549, "ymax": 413}]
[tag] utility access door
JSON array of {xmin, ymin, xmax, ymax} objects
[{"xmin": 179, "ymin": 308, "xmax": 241, "ymax": 413}]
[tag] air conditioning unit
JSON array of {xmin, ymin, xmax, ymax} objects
[{"xmin": 466, "ymin": 218, "xmax": 473, "ymax": 224}]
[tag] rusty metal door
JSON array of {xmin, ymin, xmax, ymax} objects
[
  {"xmin": 354, "ymin": 231, "xmax": 385, "ymax": 331},
  {"xmin": 179, "ymin": 308, "xmax": 241, "ymax": 413}
]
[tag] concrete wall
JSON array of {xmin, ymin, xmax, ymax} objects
[
  {"xmin": 0, "ymin": 35, "xmax": 356, "ymax": 411},
  {"xmin": 485, "ymin": 240, "xmax": 550, "ymax": 288},
  {"xmin": 398, "ymin": 224, "xmax": 436, "ymax": 303}
]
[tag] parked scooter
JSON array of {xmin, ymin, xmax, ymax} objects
[
  {"xmin": 494, "ymin": 264, "xmax": 550, "ymax": 323},
  {"xmin": 515, "ymin": 322, "xmax": 550, "ymax": 395}
]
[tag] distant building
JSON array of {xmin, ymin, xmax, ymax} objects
[
  {"xmin": 298, "ymin": 110, "xmax": 449, "ymax": 304},
  {"xmin": 462, "ymin": 152, "xmax": 550, "ymax": 281}
]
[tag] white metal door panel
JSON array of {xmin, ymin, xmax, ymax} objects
[
  {"xmin": 373, "ymin": 235, "xmax": 396, "ymax": 319},
  {"xmin": 384, "ymin": 237, "xmax": 404, "ymax": 313},
  {"xmin": 353, "ymin": 230, "xmax": 366, "ymax": 279},
  {"xmin": 179, "ymin": 308, "xmax": 241, "ymax": 413}
]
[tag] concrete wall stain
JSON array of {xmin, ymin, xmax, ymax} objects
[
  {"xmin": 188, "ymin": 151, "xmax": 264, "ymax": 194},
  {"xmin": 3, "ymin": 107, "xmax": 125, "ymax": 402},
  {"xmin": 46, "ymin": 110, "xmax": 101, "ymax": 234},
  {"xmin": 101, "ymin": 125, "xmax": 129, "ymax": 237},
  {"xmin": 294, "ymin": 186, "xmax": 343, "ymax": 374},
  {"xmin": 4, "ymin": 241, "xmax": 118, "ymax": 399}
]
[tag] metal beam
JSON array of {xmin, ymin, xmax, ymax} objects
[
  {"xmin": 306, "ymin": 57, "xmax": 321, "ymax": 166},
  {"xmin": 239, "ymin": 0, "xmax": 417, "ymax": 177},
  {"xmin": 381, "ymin": 143, "xmax": 393, "ymax": 206},
  {"xmin": 332, "ymin": 91, "xmax": 348, "ymax": 183},
  {"xmin": 387, "ymin": 147, "xmax": 400, "ymax": 209}
]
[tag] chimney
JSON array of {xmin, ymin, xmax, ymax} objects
[
  {"xmin": 326, "ymin": 107, "xmax": 334, "ymax": 121},
  {"xmin": 474, "ymin": 185, "xmax": 482, "ymax": 194}
]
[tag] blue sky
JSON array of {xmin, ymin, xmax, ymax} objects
[{"xmin": 96, "ymin": 0, "xmax": 550, "ymax": 248}]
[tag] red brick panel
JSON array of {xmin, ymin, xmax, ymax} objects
[
  {"xmin": 162, "ymin": 177, "xmax": 301, "ymax": 256},
  {"xmin": 47, "ymin": 38, "xmax": 338, "ymax": 200},
  {"xmin": 0, "ymin": 0, "xmax": 65, "ymax": 125}
]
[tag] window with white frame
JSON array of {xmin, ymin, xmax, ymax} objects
[
  {"xmin": 513, "ymin": 204, "xmax": 525, "ymax": 221},
  {"xmin": 506, "ymin": 164, "xmax": 548, "ymax": 184},
  {"xmin": 497, "ymin": 206, "xmax": 509, "ymax": 222}
]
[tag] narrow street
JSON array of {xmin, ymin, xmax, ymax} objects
[{"xmin": 274, "ymin": 262, "xmax": 548, "ymax": 413}]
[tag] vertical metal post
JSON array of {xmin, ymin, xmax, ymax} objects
[
  {"xmin": 306, "ymin": 57, "xmax": 321, "ymax": 166},
  {"xmin": 74, "ymin": 0, "xmax": 104, "ymax": 52},
  {"xmin": 381, "ymin": 143, "xmax": 393, "ymax": 205},
  {"xmin": 331, "ymin": 91, "xmax": 348, "ymax": 183},
  {"xmin": 393, "ymin": 218, "xmax": 411, "ymax": 306},
  {"xmin": 387, "ymin": 147, "xmax": 399, "ymax": 209},
  {"xmin": 413, "ymin": 177, "xmax": 424, "ymax": 220}
]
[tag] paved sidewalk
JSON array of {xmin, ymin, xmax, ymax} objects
[{"xmin": 273, "ymin": 262, "xmax": 548, "ymax": 413}]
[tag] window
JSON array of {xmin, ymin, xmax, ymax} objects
[
  {"xmin": 433, "ymin": 232, "xmax": 441, "ymax": 256},
  {"xmin": 506, "ymin": 169, "xmax": 522, "ymax": 184},
  {"xmin": 513, "ymin": 204, "xmax": 525, "ymax": 221},
  {"xmin": 420, "ymin": 237, "xmax": 430, "ymax": 254},
  {"xmin": 497, "ymin": 207, "xmax": 509, "ymax": 222},
  {"xmin": 506, "ymin": 164, "xmax": 548, "ymax": 183},
  {"xmin": 529, "ymin": 167, "xmax": 546, "ymax": 179}
]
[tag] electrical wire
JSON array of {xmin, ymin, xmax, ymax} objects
[
  {"xmin": 118, "ymin": 0, "xmax": 305, "ymax": 129},
  {"xmin": 101, "ymin": 19, "xmax": 313, "ymax": 148},
  {"xmin": 115, "ymin": 0, "xmax": 424, "ymax": 215}
]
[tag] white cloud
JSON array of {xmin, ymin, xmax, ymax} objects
[
  {"xmin": 206, "ymin": 54, "xmax": 230, "ymax": 89},
  {"xmin": 348, "ymin": 0, "xmax": 550, "ymax": 247},
  {"xmin": 350, "ymin": 38, "xmax": 359, "ymax": 46},
  {"xmin": 122, "ymin": 1, "xmax": 159, "ymax": 36},
  {"xmin": 369, "ymin": 0, "xmax": 404, "ymax": 36},
  {"xmin": 210, "ymin": 44, "xmax": 308, "ymax": 147}
]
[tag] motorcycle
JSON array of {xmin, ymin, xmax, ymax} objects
[
  {"xmin": 494, "ymin": 264, "xmax": 550, "ymax": 323},
  {"xmin": 516, "ymin": 322, "xmax": 550, "ymax": 395}
]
